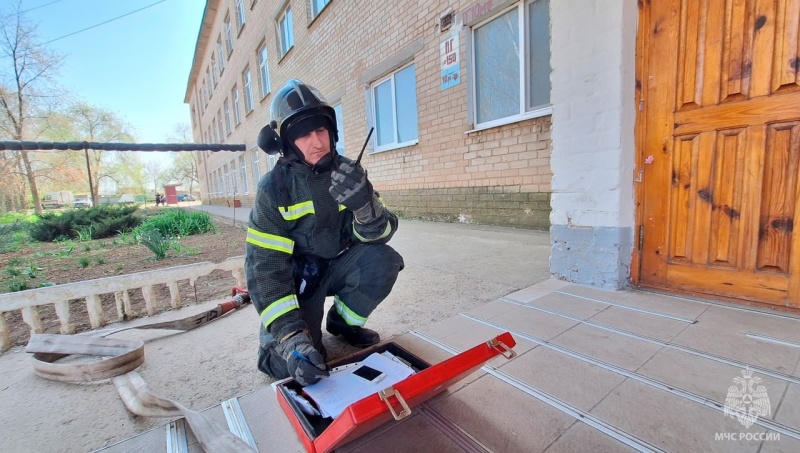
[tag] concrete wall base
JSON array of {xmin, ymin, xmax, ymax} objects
[
  {"xmin": 550, "ymin": 225, "xmax": 632, "ymax": 289},
  {"xmin": 383, "ymin": 188, "xmax": 551, "ymax": 230}
]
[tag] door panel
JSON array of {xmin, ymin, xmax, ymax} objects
[{"xmin": 639, "ymin": 0, "xmax": 800, "ymax": 306}]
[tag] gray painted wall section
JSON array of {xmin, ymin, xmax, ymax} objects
[{"xmin": 551, "ymin": 225, "xmax": 632, "ymax": 290}]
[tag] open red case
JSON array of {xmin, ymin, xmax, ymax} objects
[{"xmin": 274, "ymin": 332, "xmax": 517, "ymax": 453}]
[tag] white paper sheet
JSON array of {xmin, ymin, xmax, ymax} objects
[{"xmin": 302, "ymin": 352, "xmax": 415, "ymax": 418}]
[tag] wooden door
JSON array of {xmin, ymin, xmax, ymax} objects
[{"xmin": 638, "ymin": 0, "xmax": 800, "ymax": 306}]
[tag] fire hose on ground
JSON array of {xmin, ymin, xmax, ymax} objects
[{"xmin": 24, "ymin": 287, "xmax": 258, "ymax": 453}]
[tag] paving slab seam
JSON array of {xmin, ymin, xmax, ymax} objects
[
  {"xmin": 554, "ymin": 291, "xmax": 698, "ymax": 324},
  {"xmin": 501, "ymin": 297, "xmax": 800, "ymax": 386},
  {"xmin": 745, "ymin": 333, "xmax": 800, "ymax": 349},
  {"xmin": 636, "ymin": 289, "xmax": 800, "ymax": 322},
  {"xmin": 460, "ymin": 313, "xmax": 800, "ymax": 441},
  {"xmin": 416, "ymin": 404, "xmax": 494, "ymax": 453},
  {"xmin": 410, "ymin": 330, "xmax": 666, "ymax": 453}
]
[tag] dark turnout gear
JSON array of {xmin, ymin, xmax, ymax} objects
[
  {"xmin": 246, "ymin": 80, "xmax": 402, "ymax": 382},
  {"xmin": 326, "ymin": 309, "xmax": 380, "ymax": 348},
  {"xmin": 274, "ymin": 330, "xmax": 329, "ymax": 386}
]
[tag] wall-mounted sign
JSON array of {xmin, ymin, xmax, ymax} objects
[{"xmin": 440, "ymin": 34, "xmax": 460, "ymax": 90}]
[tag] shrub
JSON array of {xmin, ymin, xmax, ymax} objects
[
  {"xmin": 0, "ymin": 222, "xmax": 31, "ymax": 253},
  {"xmin": 29, "ymin": 205, "xmax": 141, "ymax": 242},
  {"xmin": 134, "ymin": 208, "xmax": 216, "ymax": 238},
  {"xmin": 137, "ymin": 228, "xmax": 172, "ymax": 260}
]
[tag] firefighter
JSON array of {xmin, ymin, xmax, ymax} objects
[{"xmin": 246, "ymin": 79, "xmax": 404, "ymax": 386}]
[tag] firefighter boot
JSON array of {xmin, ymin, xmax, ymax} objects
[{"xmin": 326, "ymin": 308, "xmax": 380, "ymax": 348}]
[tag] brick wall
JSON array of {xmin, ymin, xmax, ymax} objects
[{"xmin": 189, "ymin": 0, "xmax": 552, "ymax": 230}]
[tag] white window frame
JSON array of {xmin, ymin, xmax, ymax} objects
[
  {"xmin": 243, "ymin": 69, "xmax": 254, "ymax": 113},
  {"xmin": 224, "ymin": 14, "xmax": 234, "ymax": 55},
  {"xmin": 232, "ymin": 86, "xmax": 242, "ymax": 125},
  {"xmin": 223, "ymin": 99, "xmax": 232, "ymax": 135},
  {"xmin": 369, "ymin": 63, "xmax": 419, "ymax": 153},
  {"xmin": 310, "ymin": 0, "xmax": 331, "ymax": 19},
  {"xmin": 235, "ymin": 0, "xmax": 246, "ymax": 32},
  {"xmin": 468, "ymin": 0, "xmax": 552, "ymax": 132},
  {"xmin": 216, "ymin": 111, "xmax": 224, "ymax": 143},
  {"xmin": 230, "ymin": 160, "xmax": 239, "ymax": 194},
  {"xmin": 251, "ymin": 151, "xmax": 261, "ymax": 186},
  {"xmin": 278, "ymin": 6, "xmax": 294, "ymax": 57},
  {"xmin": 239, "ymin": 155, "xmax": 249, "ymax": 195},
  {"xmin": 223, "ymin": 165, "xmax": 230, "ymax": 195},
  {"xmin": 217, "ymin": 37, "xmax": 226, "ymax": 73},
  {"xmin": 210, "ymin": 55, "xmax": 218, "ymax": 86},
  {"xmin": 257, "ymin": 43, "xmax": 270, "ymax": 98},
  {"xmin": 333, "ymin": 102, "xmax": 345, "ymax": 155},
  {"xmin": 212, "ymin": 117, "xmax": 219, "ymax": 143}
]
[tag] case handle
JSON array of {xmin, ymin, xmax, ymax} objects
[
  {"xmin": 379, "ymin": 387, "xmax": 412, "ymax": 420},
  {"xmin": 488, "ymin": 338, "xmax": 517, "ymax": 359}
]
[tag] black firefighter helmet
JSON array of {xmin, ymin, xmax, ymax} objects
[{"xmin": 257, "ymin": 79, "xmax": 338, "ymax": 156}]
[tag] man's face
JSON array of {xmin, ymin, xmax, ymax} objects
[{"xmin": 293, "ymin": 127, "xmax": 331, "ymax": 165}]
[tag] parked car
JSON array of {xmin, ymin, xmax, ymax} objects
[
  {"xmin": 177, "ymin": 194, "xmax": 196, "ymax": 201},
  {"xmin": 72, "ymin": 197, "xmax": 93, "ymax": 208}
]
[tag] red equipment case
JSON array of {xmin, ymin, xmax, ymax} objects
[{"xmin": 275, "ymin": 332, "xmax": 517, "ymax": 453}]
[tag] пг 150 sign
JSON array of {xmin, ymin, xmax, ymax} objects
[{"xmin": 440, "ymin": 34, "xmax": 460, "ymax": 90}]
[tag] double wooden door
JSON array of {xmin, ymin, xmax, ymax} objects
[{"xmin": 638, "ymin": 0, "xmax": 800, "ymax": 306}]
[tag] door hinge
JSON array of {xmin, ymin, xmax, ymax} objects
[{"xmin": 638, "ymin": 225, "xmax": 644, "ymax": 251}]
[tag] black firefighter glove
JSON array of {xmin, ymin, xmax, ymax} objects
[
  {"xmin": 275, "ymin": 331, "xmax": 329, "ymax": 386},
  {"xmin": 329, "ymin": 160, "xmax": 383, "ymax": 224}
]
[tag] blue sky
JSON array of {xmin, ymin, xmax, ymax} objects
[{"xmin": 19, "ymin": 0, "xmax": 205, "ymax": 147}]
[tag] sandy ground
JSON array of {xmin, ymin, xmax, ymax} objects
[{"xmin": 0, "ymin": 220, "xmax": 552, "ymax": 452}]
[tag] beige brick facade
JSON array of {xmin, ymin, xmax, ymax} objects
[{"xmin": 187, "ymin": 0, "xmax": 552, "ymax": 230}]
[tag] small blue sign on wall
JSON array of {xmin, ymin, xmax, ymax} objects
[{"xmin": 441, "ymin": 65, "xmax": 460, "ymax": 90}]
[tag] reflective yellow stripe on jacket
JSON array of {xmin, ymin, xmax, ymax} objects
[
  {"xmin": 260, "ymin": 294, "xmax": 300, "ymax": 328},
  {"xmin": 246, "ymin": 228, "xmax": 294, "ymax": 254},
  {"xmin": 279, "ymin": 201, "xmax": 314, "ymax": 221}
]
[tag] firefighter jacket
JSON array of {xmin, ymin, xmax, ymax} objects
[{"xmin": 245, "ymin": 155, "xmax": 398, "ymax": 342}]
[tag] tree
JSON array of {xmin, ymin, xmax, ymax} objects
[
  {"xmin": 0, "ymin": 2, "xmax": 65, "ymax": 213},
  {"xmin": 166, "ymin": 122, "xmax": 198, "ymax": 196},
  {"xmin": 65, "ymin": 102, "xmax": 136, "ymax": 204}
]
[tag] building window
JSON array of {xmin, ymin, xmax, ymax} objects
[
  {"xmin": 310, "ymin": 0, "xmax": 331, "ymax": 19},
  {"xmin": 471, "ymin": 0, "xmax": 551, "ymax": 128},
  {"xmin": 251, "ymin": 151, "xmax": 261, "ymax": 185},
  {"xmin": 216, "ymin": 111, "xmax": 224, "ymax": 143},
  {"xmin": 333, "ymin": 103, "xmax": 345, "ymax": 155},
  {"xmin": 239, "ymin": 155, "xmax": 249, "ymax": 195},
  {"xmin": 278, "ymin": 6, "xmax": 294, "ymax": 57},
  {"xmin": 217, "ymin": 37, "xmax": 226, "ymax": 72},
  {"xmin": 232, "ymin": 86, "xmax": 242, "ymax": 125},
  {"xmin": 370, "ymin": 64, "xmax": 418, "ymax": 152},
  {"xmin": 230, "ymin": 160, "xmax": 239, "ymax": 194},
  {"xmin": 212, "ymin": 117, "xmax": 219, "ymax": 143},
  {"xmin": 206, "ymin": 70, "xmax": 213, "ymax": 101},
  {"xmin": 243, "ymin": 69, "xmax": 254, "ymax": 113},
  {"xmin": 207, "ymin": 125, "xmax": 213, "ymax": 143},
  {"xmin": 257, "ymin": 43, "xmax": 270, "ymax": 98},
  {"xmin": 224, "ymin": 13, "xmax": 233, "ymax": 55},
  {"xmin": 223, "ymin": 99, "xmax": 232, "ymax": 135},
  {"xmin": 235, "ymin": 0, "xmax": 246, "ymax": 32},
  {"xmin": 210, "ymin": 55, "xmax": 218, "ymax": 86}
]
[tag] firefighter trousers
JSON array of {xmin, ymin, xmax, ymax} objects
[{"xmin": 258, "ymin": 243, "xmax": 404, "ymax": 379}]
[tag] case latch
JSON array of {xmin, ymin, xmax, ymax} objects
[
  {"xmin": 488, "ymin": 338, "xmax": 517, "ymax": 359},
  {"xmin": 379, "ymin": 387, "xmax": 412, "ymax": 420}
]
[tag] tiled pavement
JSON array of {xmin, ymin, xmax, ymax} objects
[{"xmin": 103, "ymin": 279, "xmax": 800, "ymax": 452}]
